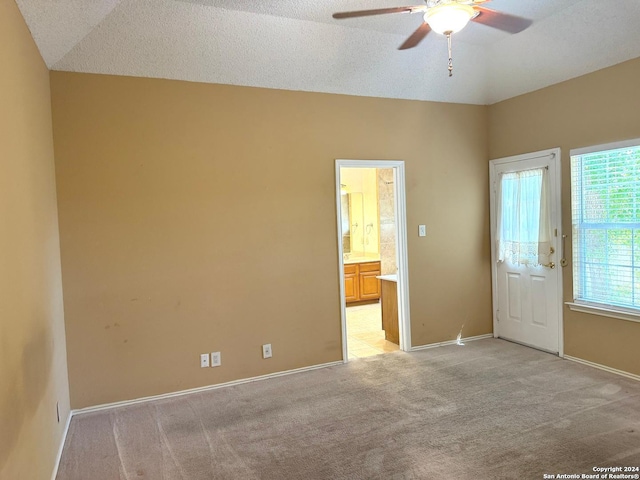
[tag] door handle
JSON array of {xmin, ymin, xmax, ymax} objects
[{"xmin": 542, "ymin": 246, "xmax": 555, "ymax": 269}]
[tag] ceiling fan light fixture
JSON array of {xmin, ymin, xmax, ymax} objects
[{"xmin": 424, "ymin": 3, "xmax": 475, "ymax": 35}]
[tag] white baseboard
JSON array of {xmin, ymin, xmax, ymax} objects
[
  {"xmin": 50, "ymin": 410, "xmax": 72, "ymax": 480},
  {"xmin": 73, "ymin": 360, "xmax": 344, "ymax": 416},
  {"xmin": 409, "ymin": 333, "xmax": 494, "ymax": 352},
  {"xmin": 564, "ymin": 355, "xmax": 640, "ymax": 382}
]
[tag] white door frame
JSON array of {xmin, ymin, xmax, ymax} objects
[
  {"xmin": 335, "ymin": 159, "xmax": 411, "ymax": 361},
  {"xmin": 489, "ymin": 148, "xmax": 564, "ymax": 357}
]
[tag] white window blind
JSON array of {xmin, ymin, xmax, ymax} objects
[{"xmin": 571, "ymin": 142, "xmax": 640, "ymax": 311}]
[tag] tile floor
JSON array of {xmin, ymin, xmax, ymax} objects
[{"xmin": 346, "ymin": 302, "xmax": 400, "ymax": 359}]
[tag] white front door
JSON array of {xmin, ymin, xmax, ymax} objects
[{"xmin": 489, "ymin": 149, "xmax": 563, "ymax": 354}]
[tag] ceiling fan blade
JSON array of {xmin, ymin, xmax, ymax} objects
[
  {"xmin": 471, "ymin": 6, "xmax": 532, "ymax": 34},
  {"xmin": 398, "ymin": 22, "xmax": 432, "ymax": 50},
  {"xmin": 333, "ymin": 6, "xmax": 427, "ymax": 19}
]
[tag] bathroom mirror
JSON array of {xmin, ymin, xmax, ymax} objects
[
  {"xmin": 341, "ymin": 192, "xmax": 364, "ymax": 256},
  {"xmin": 341, "ymin": 194, "xmax": 351, "ymax": 253}
]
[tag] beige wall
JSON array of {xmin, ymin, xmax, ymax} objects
[
  {"xmin": 50, "ymin": 72, "xmax": 492, "ymax": 409},
  {"xmin": 489, "ymin": 57, "xmax": 640, "ymax": 376},
  {"xmin": 0, "ymin": 1, "xmax": 70, "ymax": 479}
]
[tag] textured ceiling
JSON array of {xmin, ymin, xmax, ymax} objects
[{"xmin": 16, "ymin": 0, "xmax": 640, "ymax": 105}]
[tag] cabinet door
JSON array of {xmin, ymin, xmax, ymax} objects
[
  {"xmin": 381, "ymin": 280, "xmax": 399, "ymax": 344},
  {"xmin": 344, "ymin": 264, "xmax": 359, "ymax": 303},
  {"xmin": 359, "ymin": 270, "xmax": 381, "ymax": 301}
]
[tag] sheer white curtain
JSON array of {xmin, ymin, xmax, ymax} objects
[{"xmin": 497, "ymin": 168, "xmax": 552, "ymax": 266}]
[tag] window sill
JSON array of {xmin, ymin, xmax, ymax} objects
[{"xmin": 565, "ymin": 302, "xmax": 640, "ymax": 324}]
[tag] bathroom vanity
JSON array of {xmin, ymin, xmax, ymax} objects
[
  {"xmin": 344, "ymin": 260, "xmax": 381, "ymax": 304},
  {"xmin": 377, "ymin": 274, "xmax": 399, "ymax": 345}
]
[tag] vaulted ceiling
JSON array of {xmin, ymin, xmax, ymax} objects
[{"xmin": 16, "ymin": 0, "xmax": 640, "ymax": 105}]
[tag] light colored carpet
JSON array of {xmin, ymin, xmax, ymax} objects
[{"xmin": 56, "ymin": 339, "xmax": 640, "ymax": 479}]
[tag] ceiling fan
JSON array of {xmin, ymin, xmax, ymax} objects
[{"xmin": 333, "ymin": 0, "xmax": 532, "ymax": 76}]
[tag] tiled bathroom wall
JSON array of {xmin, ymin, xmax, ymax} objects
[{"xmin": 377, "ymin": 168, "xmax": 397, "ymax": 275}]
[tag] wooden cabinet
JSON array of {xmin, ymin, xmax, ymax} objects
[
  {"xmin": 344, "ymin": 264, "xmax": 360, "ymax": 303},
  {"xmin": 345, "ymin": 261, "xmax": 381, "ymax": 304},
  {"xmin": 380, "ymin": 278, "xmax": 399, "ymax": 345}
]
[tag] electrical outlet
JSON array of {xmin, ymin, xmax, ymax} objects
[
  {"xmin": 211, "ymin": 351, "xmax": 221, "ymax": 367},
  {"xmin": 200, "ymin": 353, "xmax": 210, "ymax": 368},
  {"xmin": 262, "ymin": 343, "xmax": 272, "ymax": 359},
  {"xmin": 419, "ymin": 225, "xmax": 426, "ymax": 237}
]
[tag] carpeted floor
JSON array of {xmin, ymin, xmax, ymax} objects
[{"xmin": 56, "ymin": 339, "xmax": 640, "ymax": 479}]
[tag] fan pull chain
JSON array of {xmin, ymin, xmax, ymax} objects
[{"xmin": 447, "ymin": 32, "xmax": 453, "ymax": 77}]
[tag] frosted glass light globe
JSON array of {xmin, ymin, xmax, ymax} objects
[{"xmin": 425, "ymin": 3, "xmax": 475, "ymax": 35}]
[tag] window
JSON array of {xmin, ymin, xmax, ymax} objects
[
  {"xmin": 570, "ymin": 139, "xmax": 640, "ymax": 317},
  {"xmin": 497, "ymin": 168, "xmax": 552, "ymax": 266}
]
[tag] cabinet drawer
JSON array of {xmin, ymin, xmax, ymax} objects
[
  {"xmin": 359, "ymin": 261, "xmax": 381, "ymax": 273},
  {"xmin": 344, "ymin": 264, "xmax": 358, "ymax": 275}
]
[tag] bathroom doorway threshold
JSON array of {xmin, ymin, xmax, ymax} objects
[{"xmin": 335, "ymin": 159, "xmax": 411, "ymax": 361}]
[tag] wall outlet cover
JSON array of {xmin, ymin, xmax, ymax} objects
[
  {"xmin": 200, "ymin": 353, "xmax": 210, "ymax": 368},
  {"xmin": 262, "ymin": 343, "xmax": 272, "ymax": 359}
]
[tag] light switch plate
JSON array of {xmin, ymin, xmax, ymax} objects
[
  {"xmin": 211, "ymin": 351, "xmax": 221, "ymax": 367},
  {"xmin": 419, "ymin": 225, "xmax": 426, "ymax": 237}
]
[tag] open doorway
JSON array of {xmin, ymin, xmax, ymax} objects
[{"xmin": 335, "ymin": 160, "xmax": 411, "ymax": 362}]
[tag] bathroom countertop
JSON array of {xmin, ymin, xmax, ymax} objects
[
  {"xmin": 344, "ymin": 256, "xmax": 380, "ymax": 264},
  {"xmin": 376, "ymin": 274, "xmax": 397, "ymax": 282}
]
